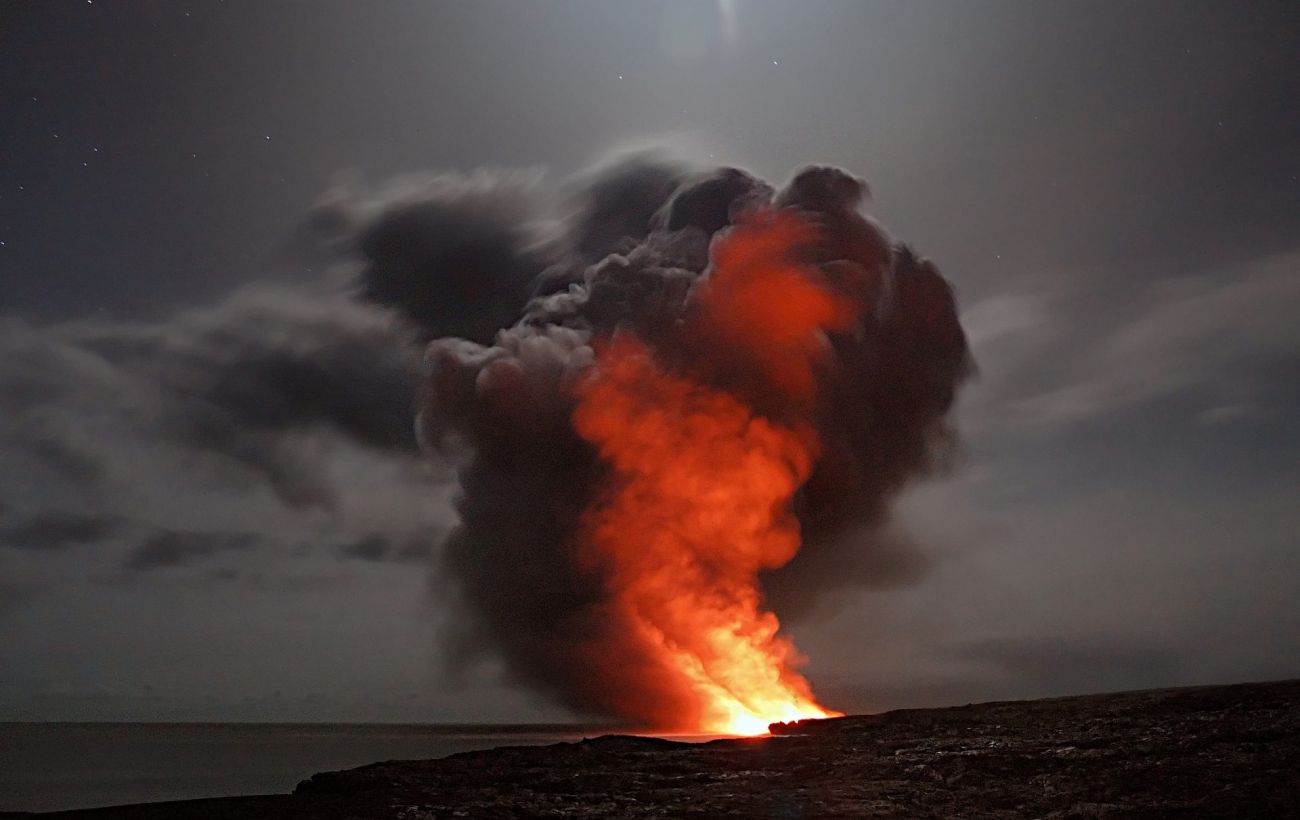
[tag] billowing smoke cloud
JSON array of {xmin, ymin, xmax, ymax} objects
[
  {"xmin": 312, "ymin": 170, "xmax": 548, "ymax": 345},
  {"xmin": 342, "ymin": 157, "xmax": 971, "ymax": 727},
  {"xmin": 1, "ymin": 153, "xmax": 968, "ymax": 727}
]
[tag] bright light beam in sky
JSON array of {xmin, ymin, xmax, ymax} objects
[{"xmin": 717, "ymin": 0, "xmax": 739, "ymax": 50}]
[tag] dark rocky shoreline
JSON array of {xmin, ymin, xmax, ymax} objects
[{"xmin": 8, "ymin": 680, "xmax": 1299, "ymax": 818}]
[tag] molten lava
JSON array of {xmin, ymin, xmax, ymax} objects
[{"xmin": 572, "ymin": 211, "xmax": 851, "ymax": 735}]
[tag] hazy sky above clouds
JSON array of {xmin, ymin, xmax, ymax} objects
[{"xmin": 1, "ymin": 0, "xmax": 1297, "ymax": 721}]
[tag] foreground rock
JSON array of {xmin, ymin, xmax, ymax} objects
[{"xmin": 15, "ymin": 680, "xmax": 1300, "ymax": 818}]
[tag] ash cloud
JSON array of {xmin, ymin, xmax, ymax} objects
[
  {"xmin": 376, "ymin": 157, "xmax": 971, "ymax": 721},
  {"xmin": 564, "ymin": 153, "xmax": 686, "ymax": 263},
  {"xmin": 0, "ymin": 152, "xmax": 969, "ymax": 724},
  {"xmin": 312, "ymin": 171, "xmax": 549, "ymax": 345}
]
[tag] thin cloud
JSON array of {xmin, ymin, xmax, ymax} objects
[
  {"xmin": 0, "ymin": 512, "xmax": 124, "ymax": 552},
  {"xmin": 125, "ymin": 529, "xmax": 261, "ymax": 571}
]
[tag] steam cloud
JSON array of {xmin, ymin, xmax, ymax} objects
[{"xmin": 333, "ymin": 155, "xmax": 971, "ymax": 725}]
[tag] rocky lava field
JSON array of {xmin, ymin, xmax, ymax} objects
[{"xmin": 10, "ymin": 679, "xmax": 1299, "ymax": 819}]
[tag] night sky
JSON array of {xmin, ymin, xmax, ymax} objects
[{"xmin": 1, "ymin": 0, "xmax": 1298, "ymax": 722}]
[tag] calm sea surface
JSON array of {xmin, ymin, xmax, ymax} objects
[{"xmin": 0, "ymin": 722, "xmax": 617, "ymax": 812}]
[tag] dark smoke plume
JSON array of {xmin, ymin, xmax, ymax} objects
[
  {"xmin": 343, "ymin": 158, "xmax": 971, "ymax": 723},
  {"xmin": 313, "ymin": 171, "xmax": 548, "ymax": 345}
]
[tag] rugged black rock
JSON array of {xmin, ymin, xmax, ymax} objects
[{"xmin": 11, "ymin": 680, "xmax": 1300, "ymax": 819}]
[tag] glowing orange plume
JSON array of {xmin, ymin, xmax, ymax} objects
[{"xmin": 572, "ymin": 211, "xmax": 849, "ymax": 734}]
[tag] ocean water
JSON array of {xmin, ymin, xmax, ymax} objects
[{"xmin": 0, "ymin": 722, "xmax": 615, "ymax": 813}]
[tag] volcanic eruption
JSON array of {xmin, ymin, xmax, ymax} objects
[{"xmin": 342, "ymin": 157, "xmax": 971, "ymax": 734}]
